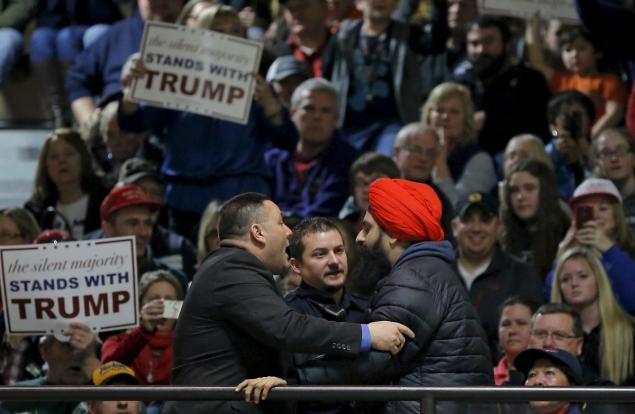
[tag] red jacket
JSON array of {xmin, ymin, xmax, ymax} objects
[{"xmin": 101, "ymin": 326, "xmax": 173, "ymax": 385}]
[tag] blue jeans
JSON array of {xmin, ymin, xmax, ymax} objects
[
  {"xmin": 30, "ymin": 24, "xmax": 110, "ymax": 63},
  {"xmin": 0, "ymin": 28, "xmax": 24, "ymax": 84}
]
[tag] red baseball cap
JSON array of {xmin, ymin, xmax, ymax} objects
[{"xmin": 100, "ymin": 184, "xmax": 163, "ymax": 221}]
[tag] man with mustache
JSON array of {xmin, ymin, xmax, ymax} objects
[
  {"xmin": 286, "ymin": 216, "xmax": 369, "ymax": 413},
  {"xmin": 453, "ymin": 16, "xmax": 551, "ymax": 156}
]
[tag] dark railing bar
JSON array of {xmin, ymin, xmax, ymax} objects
[{"xmin": 1, "ymin": 386, "xmax": 635, "ymax": 403}]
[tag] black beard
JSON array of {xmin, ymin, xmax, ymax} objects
[
  {"xmin": 347, "ymin": 238, "xmax": 392, "ymax": 298},
  {"xmin": 471, "ymin": 52, "xmax": 507, "ymax": 79}
]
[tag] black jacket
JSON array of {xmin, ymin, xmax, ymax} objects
[
  {"xmin": 298, "ymin": 241, "xmax": 493, "ymax": 414},
  {"xmin": 163, "ymin": 247, "xmax": 363, "ymax": 414},
  {"xmin": 454, "ymin": 247, "xmax": 544, "ymax": 359}
]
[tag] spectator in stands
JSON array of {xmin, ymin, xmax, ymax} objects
[
  {"xmin": 269, "ymin": 0, "xmax": 332, "ymax": 78},
  {"xmin": 500, "ymin": 160, "xmax": 570, "ymax": 278},
  {"xmin": 453, "ymin": 16, "xmax": 551, "ymax": 156},
  {"xmin": 551, "ymin": 246, "xmax": 635, "ymax": 385},
  {"xmin": 0, "ymin": 0, "xmax": 37, "ymax": 85},
  {"xmin": 176, "ymin": 0, "xmax": 215, "ymax": 27},
  {"xmin": 421, "ymin": 81, "xmax": 497, "ymax": 207},
  {"xmin": 30, "ymin": 0, "xmax": 123, "ymax": 128},
  {"xmin": 330, "ymin": 0, "xmax": 448, "ymax": 155},
  {"xmin": 102, "ymin": 270, "xmax": 182, "ymax": 388},
  {"xmin": 338, "ymin": 151, "xmax": 400, "ymax": 232},
  {"xmin": 66, "ymin": 0, "xmax": 185, "ymax": 126},
  {"xmin": 0, "ymin": 207, "xmax": 40, "ymax": 246},
  {"xmin": 515, "ymin": 348, "xmax": 584, "ymax": 414},
  {"xmin": 118, "ymin": 4, "xmax": 297, "ymax": 239},
  {"xmin": 502, "ymin": 134, "xmax": 553, "ymax": 180},
  {"xmin": 265, "ymin": 55, "xmax": 311, "ymax": 108},
  {"xmin": 25, "ymin": 129, "xmax": 108, "ymax": 240},
  {"xmin": 528, "ymin": 303, "xmax": 630, "ymax": 399},
  {"xmin": 495, "ymin": 296, "xmax": 540, "ymax": 386},
  {"xmin": 286, "ymin": 216, "xmax": 369, "ymax": 414},
  {"xmin": 545, "ymin": 90, "xmax": 595, "ymax": 200},
  {"xmin": 116, "ymin": 158, "xmax": 197, "ymax": 279},
  {"xmin": 0, "ymin": 208, "xmax": 41, "ymax": 385},
  {"xmin": 86, "ymin": 99, "xmax": 162, "ymax": 189},
  {"xmin": 266, "ymin": 78, "xmax": 357, "ymax": 219},
  {"xmin": 452, "ymin": 191, "xmax": 543, "ymax": 357},
  {"xmin": 391, "ymin": 123, "xmax": 454, "ymax": 239},
  {"xmin": 546, "ymin": 178, "xmax": 635, "ymax": 314},
  {"xmin": 526, "ymin": 19, "xmax": 627, "ymax": 138},
  {"xmin": 196, "ymin": 200, "xmax": 222, "ymax": 264},
  {"xmin": 88, "ymin": 361, "xmax": 142, "ymax": 414},
  {"xmin": 593, "ymin": 128, "xmax": 635, "ymax": 234},
  {"xmin": 0, "ymin": 212, "xmax": 42, "ymax": 385},
  {"xmin": 100, "ymin": 184, "xmax": 188, "ymax": 291},
  {"xmin": 0, "ymin": 322, "xmax": 101, "ymax": 413},
  {"xmin": 420, "ymin": 0, "xmax": 480, "ymax": 98}
]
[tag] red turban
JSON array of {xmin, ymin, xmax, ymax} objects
[{"xmin": 368, "ymin": 178, "xmax": 444, "ymax": 242}]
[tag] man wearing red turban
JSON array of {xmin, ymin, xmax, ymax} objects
[{"xmin": 351, "ymin": 177, "xmax": 493, "ymax": 413}]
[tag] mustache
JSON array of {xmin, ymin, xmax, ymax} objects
[{"xmin": 325, "ymin": 268, "xmax": 344, "ymax": 276}]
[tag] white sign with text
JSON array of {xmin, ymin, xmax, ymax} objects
[
  {"xmin": 480, "ymin": 0, "xmax": 578, "ymax": 22},
  {"xmin": 129, "ymin": 21, "xmax": 263, "ymax": 125},
  {"xmin": 1, "ymin": 237, "xmax": 138, "ymax": 336}
]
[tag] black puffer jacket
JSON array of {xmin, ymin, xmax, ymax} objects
[{"xmin": 298, "ymin": 241, "xmax": 493, "ymax": 414}]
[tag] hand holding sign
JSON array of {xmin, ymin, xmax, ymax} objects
[{"xmin": 64, "ymin": 321, "xmax": 99, "ymax": 356}]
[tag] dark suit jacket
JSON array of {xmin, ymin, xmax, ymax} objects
[{"xmin": 163, "ymin": 246, "xmax": 362, "ymax": 414}]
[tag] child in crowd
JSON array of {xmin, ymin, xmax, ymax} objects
[{"xmin": 527, "ymin": 18, "xmax": 627, "ymax": 138}]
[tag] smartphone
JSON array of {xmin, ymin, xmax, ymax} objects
[
  {"xmin": 575, "ymin": 204, "xmax": 594, "ymax": 229},
  {"xmin": 162, "ymin": 300, "xmax": 183, "ymax": 319}
]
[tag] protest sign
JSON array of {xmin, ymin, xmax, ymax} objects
[
  {"xmin": 480, "ymin": 0, "xmax": 578, "ymax": 23},
  {"xmin": 0, "ymin": 237, "xmax": 138, "ymax": 337},
  {"xmin": 129, "ymin": 21, "xmax": 263, "ymax": 125}
]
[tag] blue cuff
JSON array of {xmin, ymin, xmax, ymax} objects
[{"xmin": 360, "ymin": 324, "xmax": 371, "ymax": 352}]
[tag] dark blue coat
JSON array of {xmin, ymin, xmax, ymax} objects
[
  {"xmin": 265, "ymin": 136, "xmax": 358, "ymax": 218},
  {"xmin": 66, "ymin": 15, "xmax": 144, "ymax": 102}
]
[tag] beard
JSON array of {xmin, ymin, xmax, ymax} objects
[
  {"xmin": 471, "ymin": 52, "xmax": 507, "ymax": 79},
  {"xmin": 347, "ymin": 236, "xmax": 392, "ymax": 298}
]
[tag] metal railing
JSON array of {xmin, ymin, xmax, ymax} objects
[{"xmin": 1, "ymin": 386, "xmax": 635, "ymax": 414}]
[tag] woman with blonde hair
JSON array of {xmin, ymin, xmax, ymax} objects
[
  {"xmin": 25, "ymin": 129, "xmax": 108, "ymax": 239},
  {"xmin": 421, "ymin": 81, "xmax": 497, "ymax": 207},
  {"xmin": 551, "ymin": 246, "xmax": 635, "ymax": 384}
]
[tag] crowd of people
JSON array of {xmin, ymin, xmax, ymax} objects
[{"xmin": 1, "ymin": 0, "xmax": 635, "ymax": 413}]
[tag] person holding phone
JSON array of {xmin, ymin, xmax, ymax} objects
[
  {"xmin": 544, "ymin": 90, "xmax": 596, "ymax": 200},
  {"xmin": 101, "ymin": 270, "xmax": 183, "ymax": 386},
  {"xmin": 545, "ymin": 178, "xmax": 635, "ymax": 313}
]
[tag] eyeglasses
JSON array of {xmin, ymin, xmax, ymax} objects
[
  {"xmin": 402, "ymin": 145, "xmax": 439, "ymax": 158},
  {"xmin": 531, "ymin": 329, "xmax": 580, "ymax": 341},
  {"xmin": 597, "ymin": 147, "xmax": 632, "ymax": 160}
]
